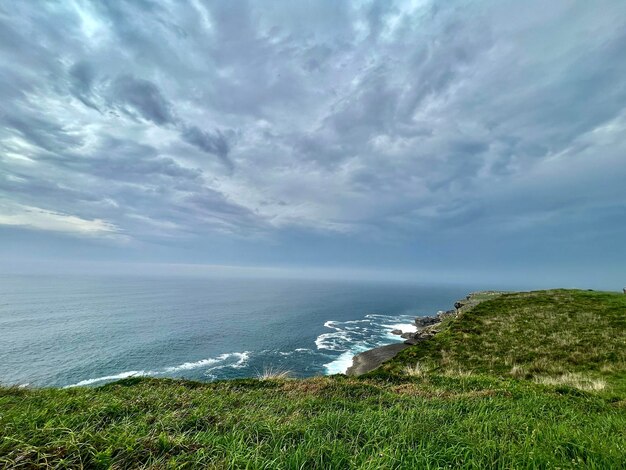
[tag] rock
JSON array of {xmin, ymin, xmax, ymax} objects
[
  {"xmin": 415, "ymin": 315, "xmax": 439, "ymax": 327},
  {"xmin": 454, "ymin": 301, "xmax": 463, "ymax": 310},
  {"xmin": 400, "ymin": 332, "xmax": 414, "ymax": 339},
  {"xmin": 404, "ymin": 337, "xmax": 422, "ymax": 345},
  {"xmin": 437, "ymin": 310, "xmax": 455, "ymax": 320},
  {"xmin": 390, "ymin": 329, "xmax": 402, "ymax": 335},
  {"xmin": 347, "ymin": 343, "xmax": 410, "ymax": 376}
]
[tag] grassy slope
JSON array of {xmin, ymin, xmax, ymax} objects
[
  {"xmin": 376, "ymin": 290, "xmax": 626, "ymax": 394},
  {"xmin": 1, "ymin": 290, "xmax": 625, "ymax": 469}
]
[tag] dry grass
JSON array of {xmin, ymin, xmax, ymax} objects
[
  {"xmin": 600, "ymin": 361, "xmax": 626, "ymax": 373},
  {"xmin": 511, "ymin": 362, "xmax": 609, "ymax": 391},
  {"xmin": 441, "ymin": 368, "xmax": 474, "ymax": 378},
  {"xmin": 533, "ymin": 373, "xmax": 607, "ymax": 392},
  {"xmin": 402, "ymin": 362, "xmax": 430, "ymax": 378},
  {"xmin": 509, "ymin": 364, "xmax": 529, "ymax": 379},
  {"xmin": 389, "ymin": 383, "xmax": 497, "ymax": 399},
  {"xmin": 256, "ymin": 366, "xmax": 292, "ymax": 380},
  {"xmin": 280, "ymin": 376, "xmax": 334, "ymax": 395}
]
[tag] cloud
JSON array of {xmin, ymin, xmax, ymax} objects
[
  {"xmin": 0, "ymin": 201, "xmax": 122, "ymax": 238},
  {"xmin": 0, "ymin": 0, "xmax": 626, "ymax": 274},
  {"xmin": 180, "ymin": 125, "xmax": 233, "ymax": 171},
  {"xmin": 108, "ymin": 75, "xmax": 175, "ymax": 125},
  {"xmin": 2, "ymin": 113, "xmax": 83, "ymax": 153},
  {"xmin": 68, "ymin": 61, "xmax": 99, "ymax": 110}
]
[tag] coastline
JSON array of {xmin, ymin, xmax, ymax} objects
[
  {"xmin": 5, "ymin": 289, "xmax": 624, "ymax": 468},
  {"xmin": 346, "ymin": 291, "xmax": 504, "ymax": 376}
]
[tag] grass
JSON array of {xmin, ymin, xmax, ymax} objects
[
  {"xmin": 1, "ymin": 289, "xmax": 625, "ymax": 468},
  {"xmin": 375, "ymin": 289, "xmax": 626, "ymax": 394}
]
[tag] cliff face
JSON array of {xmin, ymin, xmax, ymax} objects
[{"xmin": 347, "ymin": 291, "xmax": 505, "ymax": 376}]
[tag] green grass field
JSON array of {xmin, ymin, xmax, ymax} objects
[{"xmin": 2, "ymin": 290, "xmax": 625, "ymax": 468}]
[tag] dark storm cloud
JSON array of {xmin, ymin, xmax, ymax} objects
[
  {"xmin": 66, "ymin": 62, "xmax": 236, "ymax": 168},
  {"xmin": 0, "ymin": 0, "xmax": 625, "ymax": 278},
  {"xmin": 79, "ymin": 137, "xmax": 201, "ymax": 182},
  {"xmin": 180, "ymin": 126, "xmax": 233, "ymax": 171},
  {"xmin": 69, "ymin": 61, "xmax": 99, "ymax": 110},
  {"xmin": 108, "ymin": 75, "xmax": 174, "ymax": 125},
  {"xmin": 1, "ymin": 112, "xmax": 83, "ymax": 152}
]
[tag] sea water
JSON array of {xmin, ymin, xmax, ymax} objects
[{"xmin": 0, "ymin": 275, "xmax": 472, "ymax": 387}]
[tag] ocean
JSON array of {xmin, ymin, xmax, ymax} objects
[{"xmin": 0, "ymin": 275, "xmax": 473, "ymax": 387}]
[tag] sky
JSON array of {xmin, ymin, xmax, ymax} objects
[{"xmin": 1, "ymin": 0, "xmax": 625, "ymax": 287}]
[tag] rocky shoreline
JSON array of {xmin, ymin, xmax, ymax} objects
[{"xmin": 346, "ymin": 291, "xmax": 504, "ymax": 376}]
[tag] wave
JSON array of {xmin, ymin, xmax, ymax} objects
[
  {"xmin": 64, "ymin": 312, "xmax": 418, "ymax": 386},
  {"xmin": 316, "ymin": 312, "xmax": 417, "ymax": 374},
  {"xmin": 322, "ymin": 346, "xmax": 372, "ymax": 375},
  {"xmin": 315, "ymin": 319, "xmax": 370, "ymax": 351},
  {"xmin": 165, "ymin": 352, "xmax": 250, "ymax": 372},
  {"xmin": 65, "ymin": 351, "xmax": 251, "ymax": 387},
  {"xmin": 164, "ymin": 358, "xmax": 222, "ymax": 372},
  {"xmin": 315, "ymin": 331, "xmax": 353, "ymax": 351},
  {"xmin": 200, "ymin": 352, "xmax": 251, "ymax": 379},
  {"xmin": 277, "ymin": 347, "xmax": 315, "ymax": 357},
  {"xmin": 66, "ymin": 370, "xmax": 150, "ymax": 387},
  {"xmin": 382, "ymin": 322, "xmax": 417, "ymax": 333}
]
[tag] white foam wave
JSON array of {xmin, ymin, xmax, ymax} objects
[
  {"xmin": 323, "ymin": 344, "xmax": 372, "ymax": 375},
  {"xmin": 66, "ymin": 370, "xmax": 150, "ymax": 388},
  {"xmin": 201, "ymin": 351, "xmax": 250, "ymax": 377},
  {"xmin": 166, "ymin": 352, "xmax": 251, "ymax": 374},
  {"xmin": 383, "ymin": 322, "xmax": 417, "ymax": 332},
  {"xmin": 324, "ymin": 350, "xmax": 356, "ymax": 375},
  {"xmin": 315, "ymin": 331, "xmax": 353, "ymax": 350},
  {"xmin": 164, "ymin": 352, "xmax": 250, "ymax": 372},
  {"xmin": 165, "ymin": 358, "xmax": 220, "ymax": 372},
  {"xmin": 65, "ymin": 351, "xmax": 251, "ymax": 387},
  {"xmin": 229, "ymin": 352, "xmax": 250, "ymax": 368},
  {"xmin": 316, "ymin": 313, "xmax": 419, "ymax": 375},
  {"xmin": 276, "ymin": 348, "xmax": 314, "ymax": 357},
  {"xmin": 364, "ymin": 314, "xmax": 394, "ymax": 320}
]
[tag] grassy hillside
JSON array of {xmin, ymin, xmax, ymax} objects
[
  {"xmin": 1, "ymin": 290, "xmax": 625, "ymax": 469},
  {"xmin": 376, "ymin": 289, "xmax": 626, "ymax": 394}
]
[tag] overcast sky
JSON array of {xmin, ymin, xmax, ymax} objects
[{"xmin": 1, "ymin": 1, "xmax": 625, "ymax": 287}]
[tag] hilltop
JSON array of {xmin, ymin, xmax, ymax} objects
[{"xmin": 1, "ymin": 289, "xmax": 625, "ymax": 468}]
